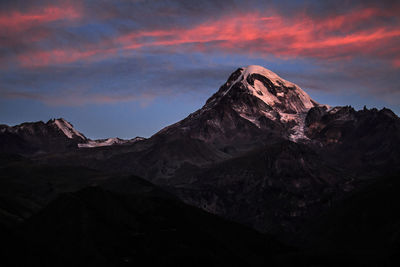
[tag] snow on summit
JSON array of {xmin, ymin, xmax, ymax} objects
[
  {"xmin": 238, "ymin": 65, "xmax": 316, "ymax": 113},
  {"xmin": 243, "ymin": 65, "xmax": 296, "ymax": 88},
  {"xmin": 214, "ymin": 65, "xmax": 323, "ymax": 141}
]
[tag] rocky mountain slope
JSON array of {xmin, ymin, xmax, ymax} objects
[
  {"xmin": 83, "ymin": 65, "xmax": 399, "ymax": 235},
  {"xmin": 0, "ymin": 156, "xmax": 287, "ymax": 267},
  {"xmin": 0, "ymin": 118, "xmax": 145, "ymax": 155},
  {"xmin": 2, "ymin": 65, "xmax": 400, "ymax": 239},
  {"xmin": 0, "ymin": 118, "xmax": 86, "ymax": 155},
  {"xmin": 1, "ymin": 65, "xmax": 400, "ymax": 266}
]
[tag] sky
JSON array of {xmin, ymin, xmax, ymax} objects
[{"xmin": 0, "ymin": 0, "xmax": 399, "ymax": 139}]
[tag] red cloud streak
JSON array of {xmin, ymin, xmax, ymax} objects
[
  {"xmin": 0, "ymin": 6, "xmax": 81, "ymax": 32},
  {"xmin": 12, "ymin": 7, "xmax": 400, "ymax": 68}
]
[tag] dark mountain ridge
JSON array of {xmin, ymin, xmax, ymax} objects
[
  {"xmin": 0, "ymin": 118, "xmax": 146, "ymax": 155},
  {"xmin": 0, "ymin": 118, "xmax": 86, "ymax": 155},
  {"xmin": 0, "ymin": 66, "xmax": 400, "ymax": 266},
  {"xmin": 0, "ymin": 158, "xmax": 288, "ymax": 267},
  {"xmin": 1, "ymin": 65, "xmax": 399, "ymax": 258}
]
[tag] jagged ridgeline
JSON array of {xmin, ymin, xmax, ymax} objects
[{"xmin": 1, "ymin": 65, "xmax": 400, "ymax": 266}]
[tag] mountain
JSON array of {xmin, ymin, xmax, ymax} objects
[
  {"xmin": 20, "ymin": 65, "xmax": 399, "ymax": 237},
  {"xmin": 1, "ymin": 156, "xmax": 398, "ymax": 267},
  {"xmin": 67, "ymin": 65, "xmax": 333, "ymax": 181},
  {"xmin": 1, "ymin": 65, "xmax": 400, "ymax": 249},
  {"xmin": 1, "ymin": 65, "xmax": 400, "ymax": 266},
  {"xmin": 0, "ymin": 118, "xmax": 87, "ymax": 155},
  {"xmin": 55, "ymin": 65, "xmax": 398, "ymax": 179},
  {"xmin": 304, "ymin": 105, "xmax": 400, "ymax": 175},
  {"xmin": 51, "ymin": 65, "xmax": 397, "ymax": 236},
  {"xmin": 0, "ymin": 118, "xmax": 146, "ymax": 155},
  {"xmin": 156, "ymin": 65, "xmax": 325, "ymax": 145}
]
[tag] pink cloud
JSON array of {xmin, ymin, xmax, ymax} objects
[
  {"xmin": 0, "ymin": 5, "xmax": 81, "ymax": 32},
  {"xmin": 393, "ymin": 59, "xmax": 400, "ymax": 68},
  {"xmin": 17, "ymin": 48, "xmax": 116, "ymax": 67},
  {"xmin": 11, "ymin": 6, "xmax": 400, "ymax": 68}
]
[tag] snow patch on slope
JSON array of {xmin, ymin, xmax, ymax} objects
[
  {"xmin": 252, "ymin": 79, "xmax": 279, "ymax": 106},
  {"xmin": 52, "ymin": 118, "xmax": 86, "ymax": 140},
  {"xmin": 78, "ymin": 137, "xmax": 145, "ymax": 148},
  {"xmin": 238, "ymin": 113, "xmax": 261, "ymax": 128},
  {"xmin": 220, "ymin": 69, "xmax": 246, "ymax": 97},
  {"xmin": 284, "ymin": 117, "xmax": 314, "ymax": 142}
]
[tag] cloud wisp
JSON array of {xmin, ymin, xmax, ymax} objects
[
  {"xmin": 0, "ymin": 0, "xmax": 399, "ymax": 108},
  {"xmin": 5, "ymin": 4, "xmax": 399, "ymax": 68}
]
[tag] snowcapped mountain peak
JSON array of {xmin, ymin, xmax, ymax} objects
[
  {"xmin": 242, "ymin": 65, "xmax": 296, "ymax": 88},
  {"xmin": 234, "ymin": 65, "xmax": 317, "ymax": 113},
  {"xmin": 196, "ymin": 65, "xmax": 325, "ymax": 142},
  {"xmin": 205, "ymin": 65, "xmax": 318, "ymax": 115},
  {"xmin": 49, "ymin": 118, "xmax": 86, "ymax": 140},
  {"xmin": 157, "ymin": 65, "xmax": 327, "ymax": 143}
]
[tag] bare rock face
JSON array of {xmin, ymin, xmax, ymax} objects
[
  {"xmin": 0, "ymin": 118, "xmax": 87, "ymax": 155},
  {"xmin": 0, "ymin": 118, "xmax": 146, "ymax": 155},
  {"xmin": 304, "ymin": 106, "xmax": 400, "ymax": 175}
]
